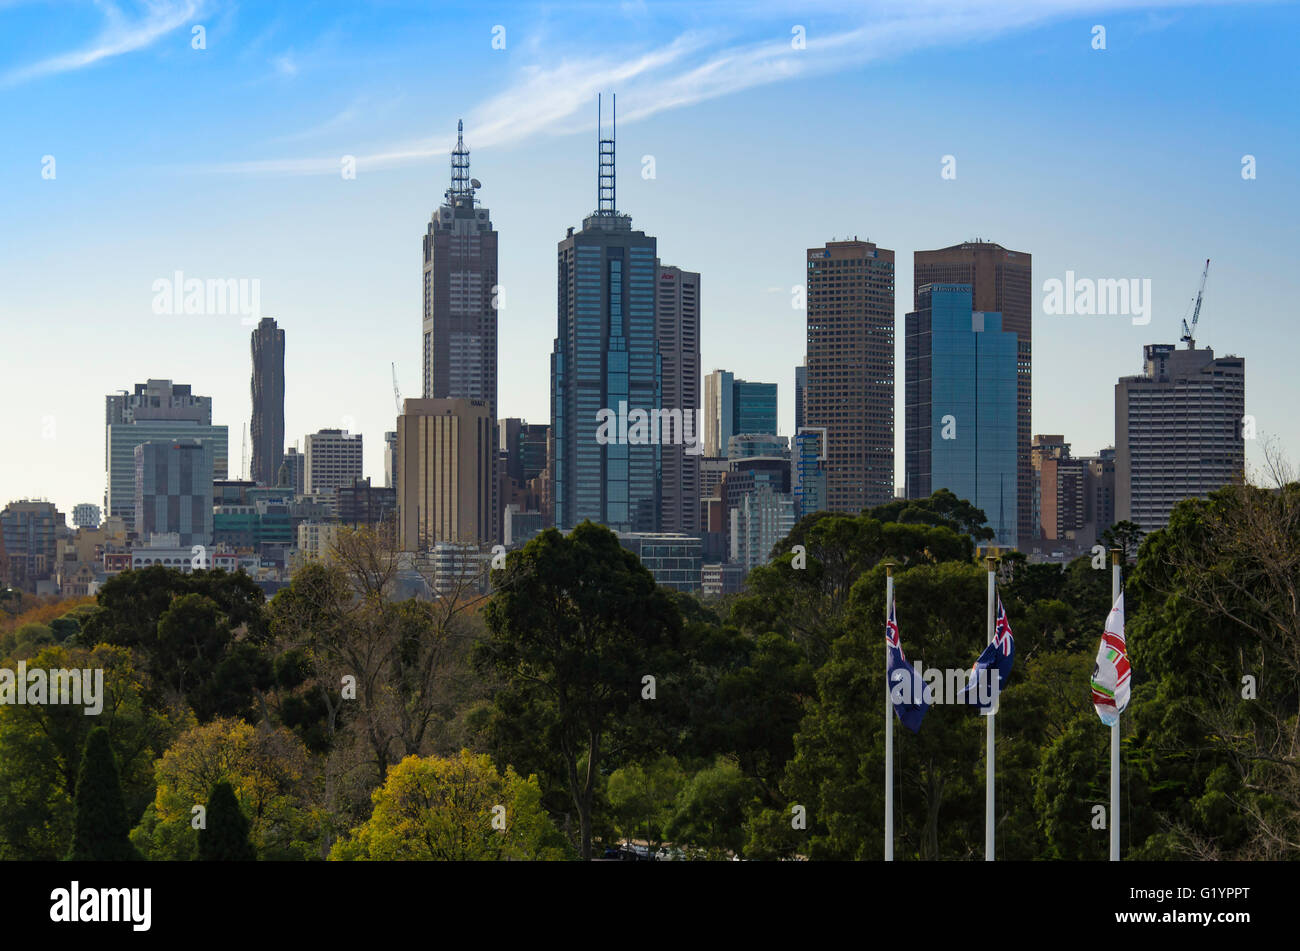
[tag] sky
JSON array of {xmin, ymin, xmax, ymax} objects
[{"xmin": 1, "ymin": 0, "xmax": 1297, "ymax": 517}]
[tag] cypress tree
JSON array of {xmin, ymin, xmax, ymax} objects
[
  {"xmin": 198, "ymin": 781, "xmax": 257, "ymax": 861},
  {"xmin": 66, "ymin": 727, "xmax": 142, "ymax": 861}
]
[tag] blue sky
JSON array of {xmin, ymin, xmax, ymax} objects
[{"xmin": 1, "ymin": 0, "xmax": 1297, "ymax": 517}]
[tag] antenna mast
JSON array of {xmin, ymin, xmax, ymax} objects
[
  {"xmin": 448, "ymin": 118, "xmax": 473, "ymax": 204},
  {"xmin": 597, "ymin": 94, "xmax": 616, "ymax": 215}
]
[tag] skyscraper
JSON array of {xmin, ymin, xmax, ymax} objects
[
  {"xmin": 915, "ymin": 241, "xmax": 1032, "ymax": 546},
  {"xmin": 304, "ymin": 429, "xmax": 363, "ymax": 496},
  {"xmin": 905, "ymin": 283, "xmax": 1018, "ymax": 548},
  {"xmin": 250, "ymin": 317, "xmax": 285, "ymax": 487},
  {"xmin": 806, "ymin": 239, "xmax": 895, "ymax": 512},
  {"xmin": 423, "ymin": 120, "xmax": 499, "ymax": 542},
  {"xmin": 704, "ymin": 370, "xmax": 778, "ymax": 458},
  {"xmin": 794, "ymin": 361, "xmax": 806, "ymax": 433},
  {"xmin": 1115, "ymin": 344, "xmax": 1245, "ymax": 532},
  {"xmin": 396, "ymin": 398, "xmax": 495, "ymax": 550},
  {"xmin": 656, "ymin": 264, "xmax": 701, "ymax": 534},
  {"xmin": 105, "ymin": 379, "xmax": 228, "ymax": 523},
  {"xmin": 551, "ymin": 96, "xmax": 661, "ymax": 533},
  {"xmin": 134, "ymin": 438, "xmax": 215, "ymax": 547}
]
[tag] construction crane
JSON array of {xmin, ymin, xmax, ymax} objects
[
  {"xmin": 1180, "ymin": 258, "xmax": 1210, "ymax": 350},
  {"xmin": 391, "ymin": 363, "xmax": 402, "ymax": 415}
]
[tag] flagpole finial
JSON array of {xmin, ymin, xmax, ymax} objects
[
  {"xmin": 882, "ymin": 560, "xmax": 896, "ymax": 577},
  {"xmin": 1110, "ymin": 547, "xmax": 1123, "ymax": 566}
]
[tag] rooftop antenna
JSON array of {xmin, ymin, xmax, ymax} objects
[
  {"xmin": 448, "ymin": 118, "xmax": 473, "ymax": 204},
  {"xmin": 597, "ymin": 93, "xmax": 616, "ymax": 215}
]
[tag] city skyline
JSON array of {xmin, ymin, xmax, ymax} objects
[{"xmin": 3, "ymin": 1, "xmax": 1297, "ymax": 516}]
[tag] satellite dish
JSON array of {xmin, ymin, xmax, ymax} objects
[{"xmin": 470, "ymin": 178, "xmax": 481, "ymax": 189}]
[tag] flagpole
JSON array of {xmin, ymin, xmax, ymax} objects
[
  {"xmin": 884, "ymin": 563, "xmax": 895, "ymax": 862},
  {"xmin": 985, "ymin": 553, "xmax": 997, "ymax": 862},
  {"xmin": 1110, "ymin": 548, "xmax": 1122, "ymax": 862}
]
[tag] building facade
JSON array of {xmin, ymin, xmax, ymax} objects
[
  {"xmin": 105, "ymin": 379, "xmax": 227, "ymax": 522},
  {"xmin": 304, "ymin": 429, "xmax": 363, "ymax": 496},
  {"xmin": 806, "ymin": 239, "xmax": 895, "ymax": 512},
  {"xmin": 396, "ymin": 398, "xmax": 495, "ymax": 550},
  {"xmin": 250, "ymin": 317, "xmax": 286, "ymax": 486},
  {"xmin": 1116, "ymin": 344, "xmax": 1245, "ymax": 532},
  {"xmin": 914, "ymin": 241, "xmax": 1032, "ymax": 548},
  {"xmin": 550, "ymin": 117, "xmax": 661, "ymax": 533},
  {"xmin": 656, "ymin": 265, "xmax": 701, "ymax": 535},
  {"xmin": 905, "ymin": 283, "xmax": 1018, "ymax": 548},
  {"xmin": 134, "ymin": 438, "xmax": 215, "ymax": 548}
]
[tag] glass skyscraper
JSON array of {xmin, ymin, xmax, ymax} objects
[
  {"xmin": 551, "ymin": 183, "xmax": 660, "ymax": 532},
  {"xmin": 905, "ymin": 283, "xmax": 1018, "ymax": 548}
]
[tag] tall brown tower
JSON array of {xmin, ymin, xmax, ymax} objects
[
  {"xmin": 914, "ymin": 241, "xmax": 1032, "ymax": 548},
  {"xmin": 422, "ymin": 120, "xmax": 499, "ymax": 541},
  {"xmin": 805, "ymin": 239, "xmax": 896, "ymax": 512}
]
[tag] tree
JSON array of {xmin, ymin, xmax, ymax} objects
[
  {"xmin": 868, "ymin": 488, "xmax": 996, "ymax": 542},
  {"xmin": 329, "ymin": 750, "xmax": 568, "ymax": 860},
  {"xmin": 66, "ymin": 727, "xmax": 141, "ymax": 861},
  {"xmin": 131, "ymin": 718, "xmax": 315, "ymax": 861},
  {"xmin": 607, "ymin": 756, "xmax": 686, "ymax": 850},
  {"xmin": 667, "ymin": 757, "xmax": 759, "ymax": 859},
  {"xmin": 478, "ymin": 522, "xmax": 681, "ymax": 860},
  {"xmin": 1099, "ymin": 520, "xmax": 1145, "ymax": 564},
  {"xmin": 0, "ymin": 644, "xmax": 175, "ymax": 860},
  {"xmin": 199, "ymin": 781, "xmax": 257, "ymax": 861}
]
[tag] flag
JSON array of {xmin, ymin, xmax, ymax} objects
[
  {"xmin": 960, "ymin": 597, "xmax": 1016, "ymax": 713},
  {"xmin": 886, "ymin": 600, "xmax": 929, "ymax": 733},
  {"xmin": 1091, "ymin": 591, "xmax": 1130, "ymax": 726}
]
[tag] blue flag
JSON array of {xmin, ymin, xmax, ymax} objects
[
  {"xmin": 886, "ymin": 601, "xmax": 929, "ymax": 733},
  {"xmin": 960, "ymin": 597, "xmax": 1016, "ymax": 712}
]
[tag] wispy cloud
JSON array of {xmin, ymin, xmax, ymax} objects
[
  {"xmin": 0, "ymin": 0, "xmax": 200, "ymax": 88},
  {"xmin": 201, "ymin": 0, "xmax": 1252, "ymax": 177}
]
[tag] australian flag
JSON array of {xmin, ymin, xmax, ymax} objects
[
  {"xmin": 960, "ymin": 597, "xmax": 1016, "ymax": 713},
  {"xmin": 886, "ymin": 600, "xmax": 929, "ymax": 733}
]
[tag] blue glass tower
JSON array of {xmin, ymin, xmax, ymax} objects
[
  {"xmin": 551, "ymin": 96, "xmax": 661, "ymax": 532},
  {"xmin": 905, "ymin": 283, "xmax": 1018, "ymax": 548}
]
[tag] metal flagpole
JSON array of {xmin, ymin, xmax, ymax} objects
[
  {"xmin": 884, "ymin": 563, "xmax": 895, "ymax": 862},
  {"xmin": 1110, "ymin": 548, "xmax": 1122, "ymax": 861},
  {"xmin": 985, "ymin": 553, "xmax": 997, "ymax": 861}
]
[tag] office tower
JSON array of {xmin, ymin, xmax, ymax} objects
[
  {"xmin": 551, "ymin": 96, "xmax": 661, "ymax": 533},
  {"xmin": 704, "ymin": 370, "xmax": 733, "ymax": 458},
  {"xmin": 705, "ymin": 370, "xmax": 778, "ymax": 458},
  {"xmin": 105, "ymin": 379, "xmax": 228, "ymax": 523},
  {"xmin": 134, "ymin": 439, "xmax": 215, "ymax": 548},
  {"xmin": 792, "ymin": 428, "xmax": 826, "ymax": 518},
  {"xmin": 794, "ymin": 361, "xmax": 806, "ymax": 433},
  {"xmin": 1031, "ymin": 434, "xmax": 1089, "ymax": 548},
  {"xmin": 1090, "ymin": 448, "xmax": 1116, "ymax": 536},
  {"xmin": 806, "ymin": 239, "xmax": 895, "ymax": 512},
  {"xmin": 0, "ymin": 500, "xmax": 64, "ymax": 588},
  {"xmin": 72, "ymin": 503, "xmax": 101, "ymax": 530},
  {"xmin": 396, "ymin": 398, "xmax": 495, "ymax": 550},
  {"xmin": 304, "ymin": 429, "xmax": 363, "ymax": 495},
  {"xmin": 722, "ymin": 457, "xmax": 794, "ymax": 572},
  {"xmin": 656, "ymin": 264, "xmax": 701, "ymax": 534},
  {"xmin": 905, "ymin": 283, "xmax": 1018, "ymax": 548},
  {"xmin": 337, "ymin": 476, "xmax": 397, "ymax": 528},
  {"xmin": 1116, "ymin": 344, "xmax": 1245, "ymax": 532},
  {"xmin": 915, "ymin": 241, "xmax": 1032, "ymax": 547},
  {"xmin": 277, "ymin": 445, "xmax": 306, "ymax": 495},
  {"xmin": 384, "ymin": 431, "xmax": 398, "ymax": 491},
  {"xmin": 423, "ymin": 120, "xmax": 499, "ymax": 543},
  {"xmin": 250, "ymin": 317, "xmax": 285, "ymax": 486}
]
